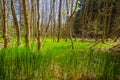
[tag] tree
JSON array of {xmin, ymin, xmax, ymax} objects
[
  {"xmin": 52, "ymin": 0, "xmax": 56, "ymax": 41},
  {"xmin": 3, "ymin": 0, "xmax": 8, "ymax": 48},
  {"xmin": 57, "ymin": 0, "xmax": 62, "ymax": 42},
  {"xmin": 30, "ymin": 0, "xmax": 34, "ymax": 37},
  {"xmin": 0, "ymin": 0, "xmax": 3, "ymax": 34},
  {"xmin": 22, "ymin": 0, "xmax": 30, "ymax": 47},
  {"xmin": 11, "ymin": 0, "xmax": 21, "ymax": 46},
  {"xmin": 68, "ymin": 0, "xmax": 79, "ymax": 49},
  {"xmin": 73, "ymin": 0, "xmax": 83, "ymax": 37},
  {"xmin": 73, "ymin": 0, "xmax": 119, "ymax": 41},
  {"xmin": 37, "ymin": 0, "xmax": 41, "ymax": 50}
]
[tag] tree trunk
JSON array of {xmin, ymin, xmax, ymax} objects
[
  {"xmin": 22, "ymin": 0, "xmax": 30, "ymax": 47},
  {"xmin": 37, "ymin": 0, "xmax": 41, "ymax": 50},
  {"xmin": 11, "ymin": 0, "xmax": 21, "ymax": 46},
  {"xmin": 0, "ymin": 0, "xmax": 3, "ymax": 33},
  {"xmin": 53, "ymin": 0, "xmax": 56, "ymax": 41},
  {"xmin": 81, "ymin": 0, "xmax": 89, "ymax": 41},
  {"xmin": 65, "ymin": 0, "xmax": 69, "ymax": 41},
  {"xmin": 57, "ymin": 0, "xmax": 62, "ymax": 42},
  {"xmin": 30, "ymin": 0, "xmax": 34, "ymax": 37},
  {"xmin": 102, "ymin": 0, "xmax": 108, "ymax": 42},
  {"xmin": 66, "ymin": 0, "xmax": 78, "ymax": 49},
  {"xmin": 3, "ymin": 0, "xmax": 8, "ymax": 48}
]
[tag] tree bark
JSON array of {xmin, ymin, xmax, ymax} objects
[
  {"xmin": 65, "ymin": 0, "xmax": 78, "ymax": 49},
  {"xmin": 30, "ymin": 0, "xmax": 34, "ymax": 37},
  {"xmin": 22, "ymin": 0, "xmax": 30, "ymax": 47},
  {"xmin": 102, "ymin": 0, "xmax": 108, "ymax": 42},
  {"xmin": 3, "ymin": 0, "xmax": 8, "ymax": 48},
  {"xmin": 53, "ymin": 0, "xmax": 56, "ymax": 41},
  {"xmin": 57, "ymin": 0, "xmax": 62, "ymax": 42},
  {"xmin": 11, "ymin": 0, "xmax": 21, "ymax": 46},
  {"xmin": 37, "ymin": 0, "xmax": 41, "ymax": 50}
]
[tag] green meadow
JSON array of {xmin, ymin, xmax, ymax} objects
[{"xmin": 0, "ymin": 38, "xmax": 119, "ymax": 80}]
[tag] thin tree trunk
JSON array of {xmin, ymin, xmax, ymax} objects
[
  {"xmin": 3, "ymin": 0, "xmax": 8, "ymax": 48},
  {"xmin": 65, "ymin": 0, "xmax": 69, "ymax": 41},
  {"xmin": 37, "ymin": 0, "xmax": 41, "ymax": 50},
  {"xmin": 68, "ymin": 0, "xmax": 78, "ymax": 49},
  {"xmin": 34, "ymin": 3, "xmax": 37, "ymax": 39},
  {"xmin": 11, "ymin": 0, "xmax": 21, "ymax": 46},
  {"xmin": 42, "ymin": 0, "xmax": 54, "ymax": 40},
  {"xmin": 102, "ymin": 0, "xmax": 108, "ymax": 42},
  {"xmin": 44, "ymin": 5, "xmax": 53, "ymax": 36},
  {"xmin": 81, "ymin": 0, "xmax": 89, "ymax": 41},
  {"xmin": 0, "ymin": 0, "xmax": 3, "ymax": 32},
  {"xmin": 106, "ymin": 0, "xmax": 113, "ymax": 40},
  {"xmin": 57, "ymin": 0, "xmax": 62, "ymax": 42},
  {"xmin": 40, "ymin": 0, "xmax": 44, "ymax": 37},
  {"xmin": 53, "ymin": 0, "xmax": 56, "ymax": 41},
  {"xmin": 30, "ymin": 0, "xmax": 34, "ymax": 37},
  {"xmin": 22, "ymin": 0, "xmax": 30, "ymax": 47},
  {"xmin": 95, "ymin": 0, "xmax": 102, "ymax": 41}
]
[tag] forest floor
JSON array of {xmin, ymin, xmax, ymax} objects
[
  {"xmin": 0, "ymin": 42, "xmax": 4, "ymax": 49},
  {"xmin": 0, "ymin": 38, "xmax": 120, "ymax": 80}
]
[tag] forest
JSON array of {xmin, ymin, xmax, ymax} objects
[{"xmin": 0, "ymin": 0, "xmax": 120, "ymax": 80}]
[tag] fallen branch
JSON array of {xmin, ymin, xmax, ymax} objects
[
  {"xmin": 88, "ymin": 39, "xmax": 102, "ymax": 49},
  {"xmin": 89, "ymin": 28, "xmax": 120, "ymax": 49}
]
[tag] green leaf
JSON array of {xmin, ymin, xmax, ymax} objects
[{"xmin": 77, "ymin": 1, "xmax": 81, "ymax": 4}]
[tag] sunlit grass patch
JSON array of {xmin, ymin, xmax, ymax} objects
[{"xmin": 0, "ymin": 38, "xmax": 117, "ymax": 80}]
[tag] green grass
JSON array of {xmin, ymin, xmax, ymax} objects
[{"xmin": 0, "ymin": 38, "xmax": 117, "ymax": 80}]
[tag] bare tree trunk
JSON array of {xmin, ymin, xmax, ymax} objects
[
  {"xmin": 44, "ymin": 3, "xmax": 53, "ymax": 36},
  {"xmin": 34, "ymin": 2, "xmax": 37, "ymax": 39},
  {"xmin": 22, "ymin": 0, "xmax": 30, "ymax": 47},
  {"xmin": 3, "ymin": 0, "xmax": 8, "ymax": 48},
  {"xmin": 19, "ymin": 0, "xmax": 23, "ymax": 34},
  {"xmin": 65, "ymin": 0, "xmax": 69, "ymax": 42},
  {"xmin": 53, "ymin": 0, "xmax": 56, "ymax": 41},
  {"xmin": 95, "ymin": 0, "xmax": 102, "ymax": 41},
  {"xmin": 0, "ymin": 0, "xmax": 3, "ymax": 33},
  {"xmin": 57, "ymin": 0, "xmax": 62, "ymax": 42},
  {"xmin": 68, "ymin": 0, "xmax": 78, "ymax": 49},
  {"xmin": 102, "ymin": 0, "xmax": 108, "ymax": 42},
  {"xmin": 81, "ymin": 0, "xmax": 89, "ymax": 41},
  {"xmin": 40, "ymin": 0, "xmax": 44, "ymax": 37},
  {"xmin": 106, "ymin": 0, "xmax": 113, "ymax": 40},
  {"xmin": 11, "ymin": 0, "xmax": 21, "ymax": 46},
  {"xmin": 37, "ymin": 0, "xmax": 41, "ymax": 50},
  {"xmin": 30, "ymin": 0, "xmax": 34, "ymax": 37}
]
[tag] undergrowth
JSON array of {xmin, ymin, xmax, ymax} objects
[{"xmin": 0, "ymin": 39, "xmax": 117, "ymax": 80}]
